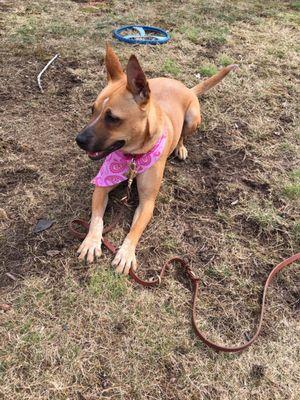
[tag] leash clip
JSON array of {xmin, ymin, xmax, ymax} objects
[{"xmin": 123, "ymin": 158, "xmax": 137, "ymax": 203}]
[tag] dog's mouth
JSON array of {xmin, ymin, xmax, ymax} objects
[{"xmin": 87, "ymin": 140, "xmax": 125, "ymax": 160}]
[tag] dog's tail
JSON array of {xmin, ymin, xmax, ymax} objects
[{"xmin": 192, "ymin": 64, "xmax": 238, "ymax": 96}]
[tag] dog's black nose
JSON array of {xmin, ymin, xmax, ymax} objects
[{"xmin": 76, "ymin": 130, "xmax": 92, "ymax": 150}]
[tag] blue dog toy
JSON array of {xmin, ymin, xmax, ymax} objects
[{"xmin": 113, "ymin": 25, "xmax": 170, "ymax": 45}]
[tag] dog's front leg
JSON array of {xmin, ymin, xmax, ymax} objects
[
  {"xmin": 77, "ymin": 185, "xmax": 114, "ymax": 263},
  {"xmin": 112, "ymin": 162, "xmax": 164, "ymax": 274}
]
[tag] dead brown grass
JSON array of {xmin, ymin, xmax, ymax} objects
[{"xmin": 1, "ymin": 0, "xmax": 300, "ymax": 399}]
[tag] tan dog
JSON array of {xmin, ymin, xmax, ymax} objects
[{"xmin": 76, "ymin": 45, "xmax": 237, "ymax": 274}]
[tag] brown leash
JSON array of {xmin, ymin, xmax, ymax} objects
[{"xmin": 69, "ymin": 218, "xmax": 300, "ymax": 353}]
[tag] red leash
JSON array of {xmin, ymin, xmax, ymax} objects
[{"xmin": 70, "ymin": 218, "xmax": 300, "ymax": 353}]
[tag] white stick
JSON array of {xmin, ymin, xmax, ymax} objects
[{"xmin": 37, "ymin": 53, "xmax": 59, "ymax": 93}]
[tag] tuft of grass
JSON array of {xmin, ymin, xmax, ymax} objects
[
  {"xmin": 163, "ymin": 236, "xmax": 180, "ymax": 251},
  {"xmin": 267, "ymin": 47, "xmax": 286, "ymax": 59},
  {"xmin": 14, "ymin": 19, "xmax": 37, "ymax": 43},
  {"xmin": 206, "ymin": 264, "xmax": 232, "ymax": 279},
  {"xmin": 283, "ymin": 184, "xmax": 300, "ymax": 199},
  {"xmin": 247, "ymin": 201, "xmax": 283, "ymax": 232},
  {"xmin": 289, "ymin": 169, "xmax": 300, "ymax": 179},
  {"xmin": 278, "ymin": 142, "xmax": 295, "ymax": 154},
  {"xmin": 161, "ymin": 58, "xmax": 181, "ymax": 77},
  {"xmin": 88, "ymin": 269, "xmax": 128, "ymax": 300},
  {"xmin": 205, "ymin": 26, "xmax": 229, "ymax": 45},
  {"xmin": 185, "ymin": 26, "xmax": 200, "ymax": 44},
  {"xmin": 291, "ymin": 1, "xmax": 300, "ymax": 10},
  {"xmin": 81, "ymin": 6, "xmax": 99, "ymax": 13},
  {"xmin": 199, "ymin": 63, "xmax": 218, "ymax": 77},
  {"xmin": 81, "ymin": 5, "xmax": 104, "ymax": 13},
  {"xmin": 47, "ymin": 22, "xmax": 88, "ymax": 37},
  {"xmin": 218, "ymin": 54, "xmax": 234, "ymax": 67},
  {"xmin": 283, "ymin": 170, "xmax": 300, "ymax": 200}
]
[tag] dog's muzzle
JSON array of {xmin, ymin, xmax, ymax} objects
[
  {"xmin": 86, "ymin": 140, "xmax": 126, "ymax": 160},
  {"xmin": 76, "ymin": 129, "xmax": 125, "ymax": 160}
]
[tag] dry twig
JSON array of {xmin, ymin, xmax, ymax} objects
[{"xmin": 37, "ymin": 53, "xmax": 59, "ymax": 93}]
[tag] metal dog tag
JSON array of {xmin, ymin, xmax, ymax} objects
[
  {"xmin": 121, "ymin": 158, "xmax": 137, "ymax": 203},
  {"xmin": 127, "ymin": 159, "xmax": 137, "ymax": 188}
]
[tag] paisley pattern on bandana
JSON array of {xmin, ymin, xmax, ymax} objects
[{"xmin": 91, "ymin": 128, "xmax": 167, "ymax": 187}]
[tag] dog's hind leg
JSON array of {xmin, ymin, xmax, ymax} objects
[{"xmin": 175, "ymin": 97, "xmax": 201, "ymax": 160}]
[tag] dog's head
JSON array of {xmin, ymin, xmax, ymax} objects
[{"xmin": 76, "ymin": 45, "xmax": 154, "ymax": 160}]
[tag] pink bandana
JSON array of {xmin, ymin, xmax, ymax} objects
[{"xmin": 92, "ymin": 129, "xmax": 167, "ymax": 187}]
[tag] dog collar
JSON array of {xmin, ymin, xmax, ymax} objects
[{"xmin": 91, "ymin": 128, "xmax": 167, "ymax": 187}]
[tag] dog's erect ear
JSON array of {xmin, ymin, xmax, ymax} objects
[
  {"xmin": 105, "ymin": 43, "xmax": 124, "ymax": 82},
  {"xmin": 126, "ymin": 55, "xmax": 150, "ymax": 106}
]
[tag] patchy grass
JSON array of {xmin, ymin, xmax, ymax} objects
[
  {"xmin": 291, "ymin": 1, "xmax": 300, "ymax": 11},
  {"xmin": 205, "ymin": 26, "xmax": 229, "ymax": 45},
  {"xmin": 184, "ymin": 26, "xmax": 200, "ymax": 44},
  {"xmin": 199, "ymin": 63, "xmax": 218, "ymax": 77},
  {"xmin": 283, "ymin": 184, "xmax": 300, "ymax": 199},
  {"xmin": 14, "ymin": 18, "xmax": 38, "ymax": 43},
  {"xmin": 161, "ymin": 58, "xmax": 181, "ymax": 76},
  {"xmin": 46, "ymin": 21, "xmax": 88, "ymax": 37},
  {"xmin": 88, "ymin": 269, "xmax": 128, "ymax": 300},
  {"xmin": 283, "ymin": 170, "xmax": 300, "ymax": 200},
  {"xmin": 246, "ymin": 201, "xmax": 283, "ymax": 233},
  {"xmin": 1, "ymin": 0, "xmax": 300, "ymax": 399},
  {"xmin": 218, "ymin": 54, "xmax": 234, "ymax": 67}
]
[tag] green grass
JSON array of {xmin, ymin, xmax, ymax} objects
[
  {"xmin": 291, "ymin": 1, "xmax": 300, "ymax": 10},
  {"xmin": 218, "ymin": 54, "xmax": 234, "ymax": 67},
  {"xmin": 14, "ymin": 19, "xmax": 38, "ymax": 43},
  {"xmin": 283, "ymin": 184, "xmax": 300, "ymax": 199},
  {"xmin": 278, "ymin": 142, "xmax": 295, "ymax": 154},
  {"xmin": 283, "ymin": 170, "xmax": 300, "ymax": 200},
  {"xmin": 267, "ymin": 48, "xmax": 286, "ymax": 59},
  {"xmin": 247, "ymin": 201, "xmax": 283, "ymax": 231},
  {"xmin": 88, "ymin": 269, "xmax": 128, "ymax": 300},
  {"xmin": 206, "ymin": 264, "xmax": 232, "ymax": 279},
  {"xmin": 289, "ymin": 169, "xmax": 300, "ymax": 179},
  {"xmin": 199, "ymin": 63, "xmax": 218, "ymax": 77},
  {"xmin": 205, "ymin": 26, "xmax": 229, "ymax": 45},
  {"xmin": 81, "ymin": 5, "xmax": 104, "ymax": 13},
  {"xmin": 47, "ymin": 22, "xmax": 88, "ymax": 37},
  {"xmin": 161, "ymin": 58, "xmax": 181, "ymax": 76},
  {"xmin": 163, "ymin": 236, "xmax": 180, "ymax": 251},
  {"xmin": 293, "ymin": 222, "xmax": 300, "ymax": 244},
  {"xmin": 185, "ymin": 26, "xmax": 200, "ymax": 44}
]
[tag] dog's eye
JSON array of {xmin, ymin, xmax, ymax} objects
[{"xmin": 105, "ymin": 110, "xmax": 121, "ymax": 124}]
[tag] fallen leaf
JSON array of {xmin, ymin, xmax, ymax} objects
[{"xmin": 33, "ymin": 218, "xmax": 54, "ymax": 233}]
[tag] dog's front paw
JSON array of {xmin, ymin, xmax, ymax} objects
[
  {"xmin": 112, "ymin": 238, "xmax": 137, "ymax": 275},
  {"xmin": 77, "ymin": 234, "xmax": 102, "ymax": 263},
  {"xmin": 175, "ymin": 144, "xmax": 188, "ymax": 160}
]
